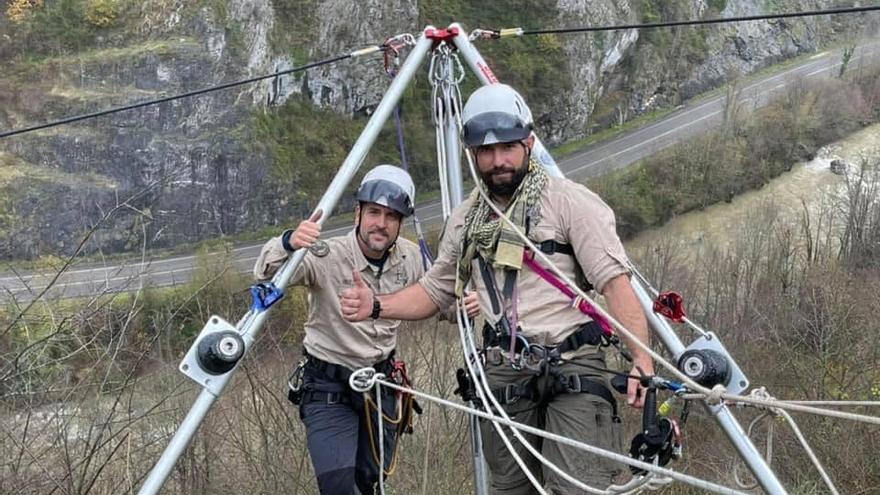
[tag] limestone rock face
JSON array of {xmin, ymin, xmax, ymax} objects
[{"xmin": 0, "ymin": 0, "xmax": 872, "ymax": 258}]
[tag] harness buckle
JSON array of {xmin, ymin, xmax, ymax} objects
[
  {"xmin": 524, "ymin": 343, "xmax": 561, "ymax": 371},
  {"xmin": 566, "ymin": 374, "xmax": 582, "ymax": 394},
  {"xmin": 502, "ymin": 384, "xmax": 521, "ymax": 405}
]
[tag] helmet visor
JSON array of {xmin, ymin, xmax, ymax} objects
[
  {"xmin": 356, "ymin": 179, "xmax": 414, "ymax": 217},
  {"xmin": 462, "ymin": 111, "xmax": 532, "ymax": 147}
]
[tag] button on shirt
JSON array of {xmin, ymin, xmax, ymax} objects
[
  {"xmin": 419, "ymin": 176, "xmax": 630, "ymax": 348},
  {"xmin": 254, "ymin": 229, "xmax": 425, "ymax": 370}
]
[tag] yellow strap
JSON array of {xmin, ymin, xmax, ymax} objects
[{"xmin": 364, "ymin": 392, "xmax": 417, "ymax": 476}]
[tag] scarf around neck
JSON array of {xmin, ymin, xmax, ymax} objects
[{"xmin": 455, "ymin": 158, "xmax": 548, "ymax": 296}]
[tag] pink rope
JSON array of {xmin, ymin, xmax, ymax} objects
[{"xmin": 522, "ymin": 252, "xmax": 613, "ymax": 337}]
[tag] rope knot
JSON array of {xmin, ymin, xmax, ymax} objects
[
  {"xmin": 350, "ymin": 367, "xmax": 385, "ymax": 393},
  {"xmin": 706, "ymin": 384, "xmax": 727, "ymax": 405}
]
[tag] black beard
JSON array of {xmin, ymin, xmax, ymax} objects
[{"xmin": 481, "ymin": 161, "xmax": 529, "ymax": 197}]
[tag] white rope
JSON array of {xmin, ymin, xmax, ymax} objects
[
  {"xmin": 429, "ymin": 51, "xmax": 451, "ymax": 219},
  {"xmin": 455, "ymin": 303, "xmax": 631, "ymax": 494},
  {"xmin": 748, "ymin": 388, "xmax": 839, "ymax": 495},
  {"xmin": 350, "ymin": 367, "xmax": 750, "ymax": 495},
  {"xmin": 733, "ymin": 412, "xmax": 772, "ymax": 490},
  {"xmin": 778, "ymin": 409, "xmax": 839, "ymax": 495},
  {"xmin": 679, "ymin": 392, "xmax": 880, "ymax": 425},
  {"xmin": 453, "ymin": 303, "xmax": 550, "ymax": 495},
  {"xmin": 460, "ymin": 143, "xmax": 880, "ymax": 430},
  {"xmin": 376, "ymin": 382, "xmax": 387, "ymax": 495},
  {"xmin": 781, "ymin": 401, "xmax": 880, "ymax": 407}
]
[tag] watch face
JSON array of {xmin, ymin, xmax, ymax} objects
[
  {"xmin": 371, "ymin": 298, "xmax": 381, "ymax": 319},
  {"xmin": 309, "ymin": 240, "xmax": 330, "ymax": 257}
]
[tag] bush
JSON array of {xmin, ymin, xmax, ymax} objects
[{"xmin": 84, "ymin": 0, "xmax": 119, "ymax": 28}]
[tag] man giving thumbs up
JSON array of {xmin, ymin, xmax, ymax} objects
[{"xmin": 253, "ymin": 165, "xmax": 477, "ymax": 495}]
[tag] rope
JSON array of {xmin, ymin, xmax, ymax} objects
[
  {"xmin": 469, "ymin": 5, "xmax": 880, "ymax": 39},
  {"xmin": 377, "ymin": 382, "xmax": 386, "ymax": 495},
  {"xmin": 733, "ymin": 412, "xmax": 772, "ymax": 490},
  {"xmin": 459, "ymin": 141, "xmax": 880, "ymax": 429},
  {"xmin": 678, "ymin": 392, "xmax": 880, "ymax": 425},
  {"xmin": 455, "ymin": 303, "xmax": 611, "ymax": 495},
  {"xmin": 778, "ymin": 409, "xmax": 839, "ymax": 495},
  {"xmin": 351, "ymin": 366, "xmax": 751, "ymax": 495},
  {"xmin": 452, "ymin": 303, "xmax": 550, "ymax": 495}
]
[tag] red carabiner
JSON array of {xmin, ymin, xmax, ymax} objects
[{"xmin": 653, "ymin": 291, "xmax": 687, "ymax": 323}]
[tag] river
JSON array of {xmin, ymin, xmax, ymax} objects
[{"xmin": 626, "ymin": 123, "xmax": 880, "ymax": 259}]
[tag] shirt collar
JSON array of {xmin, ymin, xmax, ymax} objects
[{"xmin": 345, "ymin": 228, "xmax": 404, "ymax": 273}]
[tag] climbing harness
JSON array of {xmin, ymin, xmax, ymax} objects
[{"xmin": 364, "ymin": 358, "xmax": 422, "ymax": 476}]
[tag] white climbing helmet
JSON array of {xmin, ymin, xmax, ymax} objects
[
  {"xmin": 461, "ymin": 84, "xmax": 533, "ymax": 147},
  {"xmin": 356, "ymin": 165, "xmax": 416, "ymax": 217}
]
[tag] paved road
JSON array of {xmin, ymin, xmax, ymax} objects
[{"xmin": 2, "ymin": 43, "xmax": 878, "ymax": 302}]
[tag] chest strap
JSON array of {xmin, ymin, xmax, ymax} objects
[{"xmin": 536, "ymin": 239, "xmax": 574, "ymax": 256}]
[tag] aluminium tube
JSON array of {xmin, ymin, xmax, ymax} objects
[{"xmin": 138, "ymin": 31, "xmax": 435, "ymax": 495}]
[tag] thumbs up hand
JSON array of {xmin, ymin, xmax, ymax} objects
[
  {"xmin": 340, "ymin": 270, "xmax": 374, "ymax": 321},
  {"xmin": 291, "ymin": 209, "xmax": 323, "ymax": 250}
]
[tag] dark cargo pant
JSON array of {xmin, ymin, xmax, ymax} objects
[
  {"xmin": 299, "ymin": 370, "xmax": 398, "ymax": 495},
  {"xmin": 479, "ymin": 352, "xmax": 623, "ymax": 495}
]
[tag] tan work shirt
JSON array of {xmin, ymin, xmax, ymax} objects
[
  {"xmin": 420, "ymin": 176, "xmax": 630, "ymax": 349},
  {"xmin": 254, "ymin": 229, "xmax": 425, "ymax": 370}
]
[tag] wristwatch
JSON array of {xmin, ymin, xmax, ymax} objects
[{"xmin": 370, "ymin": 297, "xmax": 382, "ymax": 320}]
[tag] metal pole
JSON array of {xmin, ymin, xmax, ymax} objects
[
  {"xmin": 450, "ymin": 23, "xmax": 787, "ymax": 495},
  {"xmin": 433, "ymin": 36, "xmax": 488, "ymax": 495},
  {"xmin": 138, "ymin": 30, "xmax": 435, "ymax": 495},
  {"xmin": 442, "ymin": 58, "xmax": 464, "ymax": 206},
  {"xmin": 630, "ymin": 280, "xmax": 786, "ymax": 494}
]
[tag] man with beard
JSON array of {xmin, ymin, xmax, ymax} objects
[
  {"xmin": 254, "ymin": 164, "xmax": 479, "ymax": 494},
  {"xmin": 339, "ymin": 85, "xmax": 655, "ymax": 493}
]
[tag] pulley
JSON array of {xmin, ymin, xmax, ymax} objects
[
  {"xmin": 196, "ymin": 330, "xmax": 245, "ymax": 375},
  {"xmin": 678, "ymin": 348, "xmax": 731, "ymax": 388}
]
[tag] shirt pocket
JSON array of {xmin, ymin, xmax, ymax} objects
[
  {"xmin": 528, "ymin": 224, "xmax": 560, "ymax": 246},
  {"xmin": 378, "ymin": 265, "xmax": 409, "ymax": 293}
]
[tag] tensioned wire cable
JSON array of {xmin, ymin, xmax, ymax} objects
[
  {"xmin": 0, "ymin": 48, "xmax": 374, "ymax": 139},
  {"xmin": 5, "ymin": 5, "xmax": 880, "ymax": 139},
  {"xmin": 473, "ymin": 4, "xmax": 880, "ymax": 38}
]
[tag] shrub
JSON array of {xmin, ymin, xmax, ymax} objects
[{"xmin": 84, "ymin": 0, "xmax": 119, "ymax": 28}]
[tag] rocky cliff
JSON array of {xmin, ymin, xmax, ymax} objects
[{"xmin": 0, "ymin": 0, "xmax": 875, "ymax": 259}]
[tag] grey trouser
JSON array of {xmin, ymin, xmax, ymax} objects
[
  {"xmin": 479, "ymin": 352, "xmax": 623, "ymax": 495},
  {"xmin": 300, "ymin": 369, "xmax": 397, "ymax": 495}
]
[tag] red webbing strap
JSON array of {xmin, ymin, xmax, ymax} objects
[{"xmin": 522, "ymin": 251, "xmax": 613, "ymax": 337}]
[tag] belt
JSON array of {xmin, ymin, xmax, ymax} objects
[
  {"xmin": 304, "ymin": 350, "xmax": 396, "ymax": 383},
  {"xmin": 484, "ymin": 320, "xmax": 608, "ymax": 360}
]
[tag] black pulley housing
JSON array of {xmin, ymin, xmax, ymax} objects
[
  {"xmin": 197, "ymin": 330, "xmax": 245, "ymax": 375},
  {"xmin": 677, "ymin": 348, "xmax": 730, "ymax": 387}
]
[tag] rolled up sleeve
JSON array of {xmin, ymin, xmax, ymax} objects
[{"xmin": 566, "ymin": 188, "xmax": 630, "ymax": 294}]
